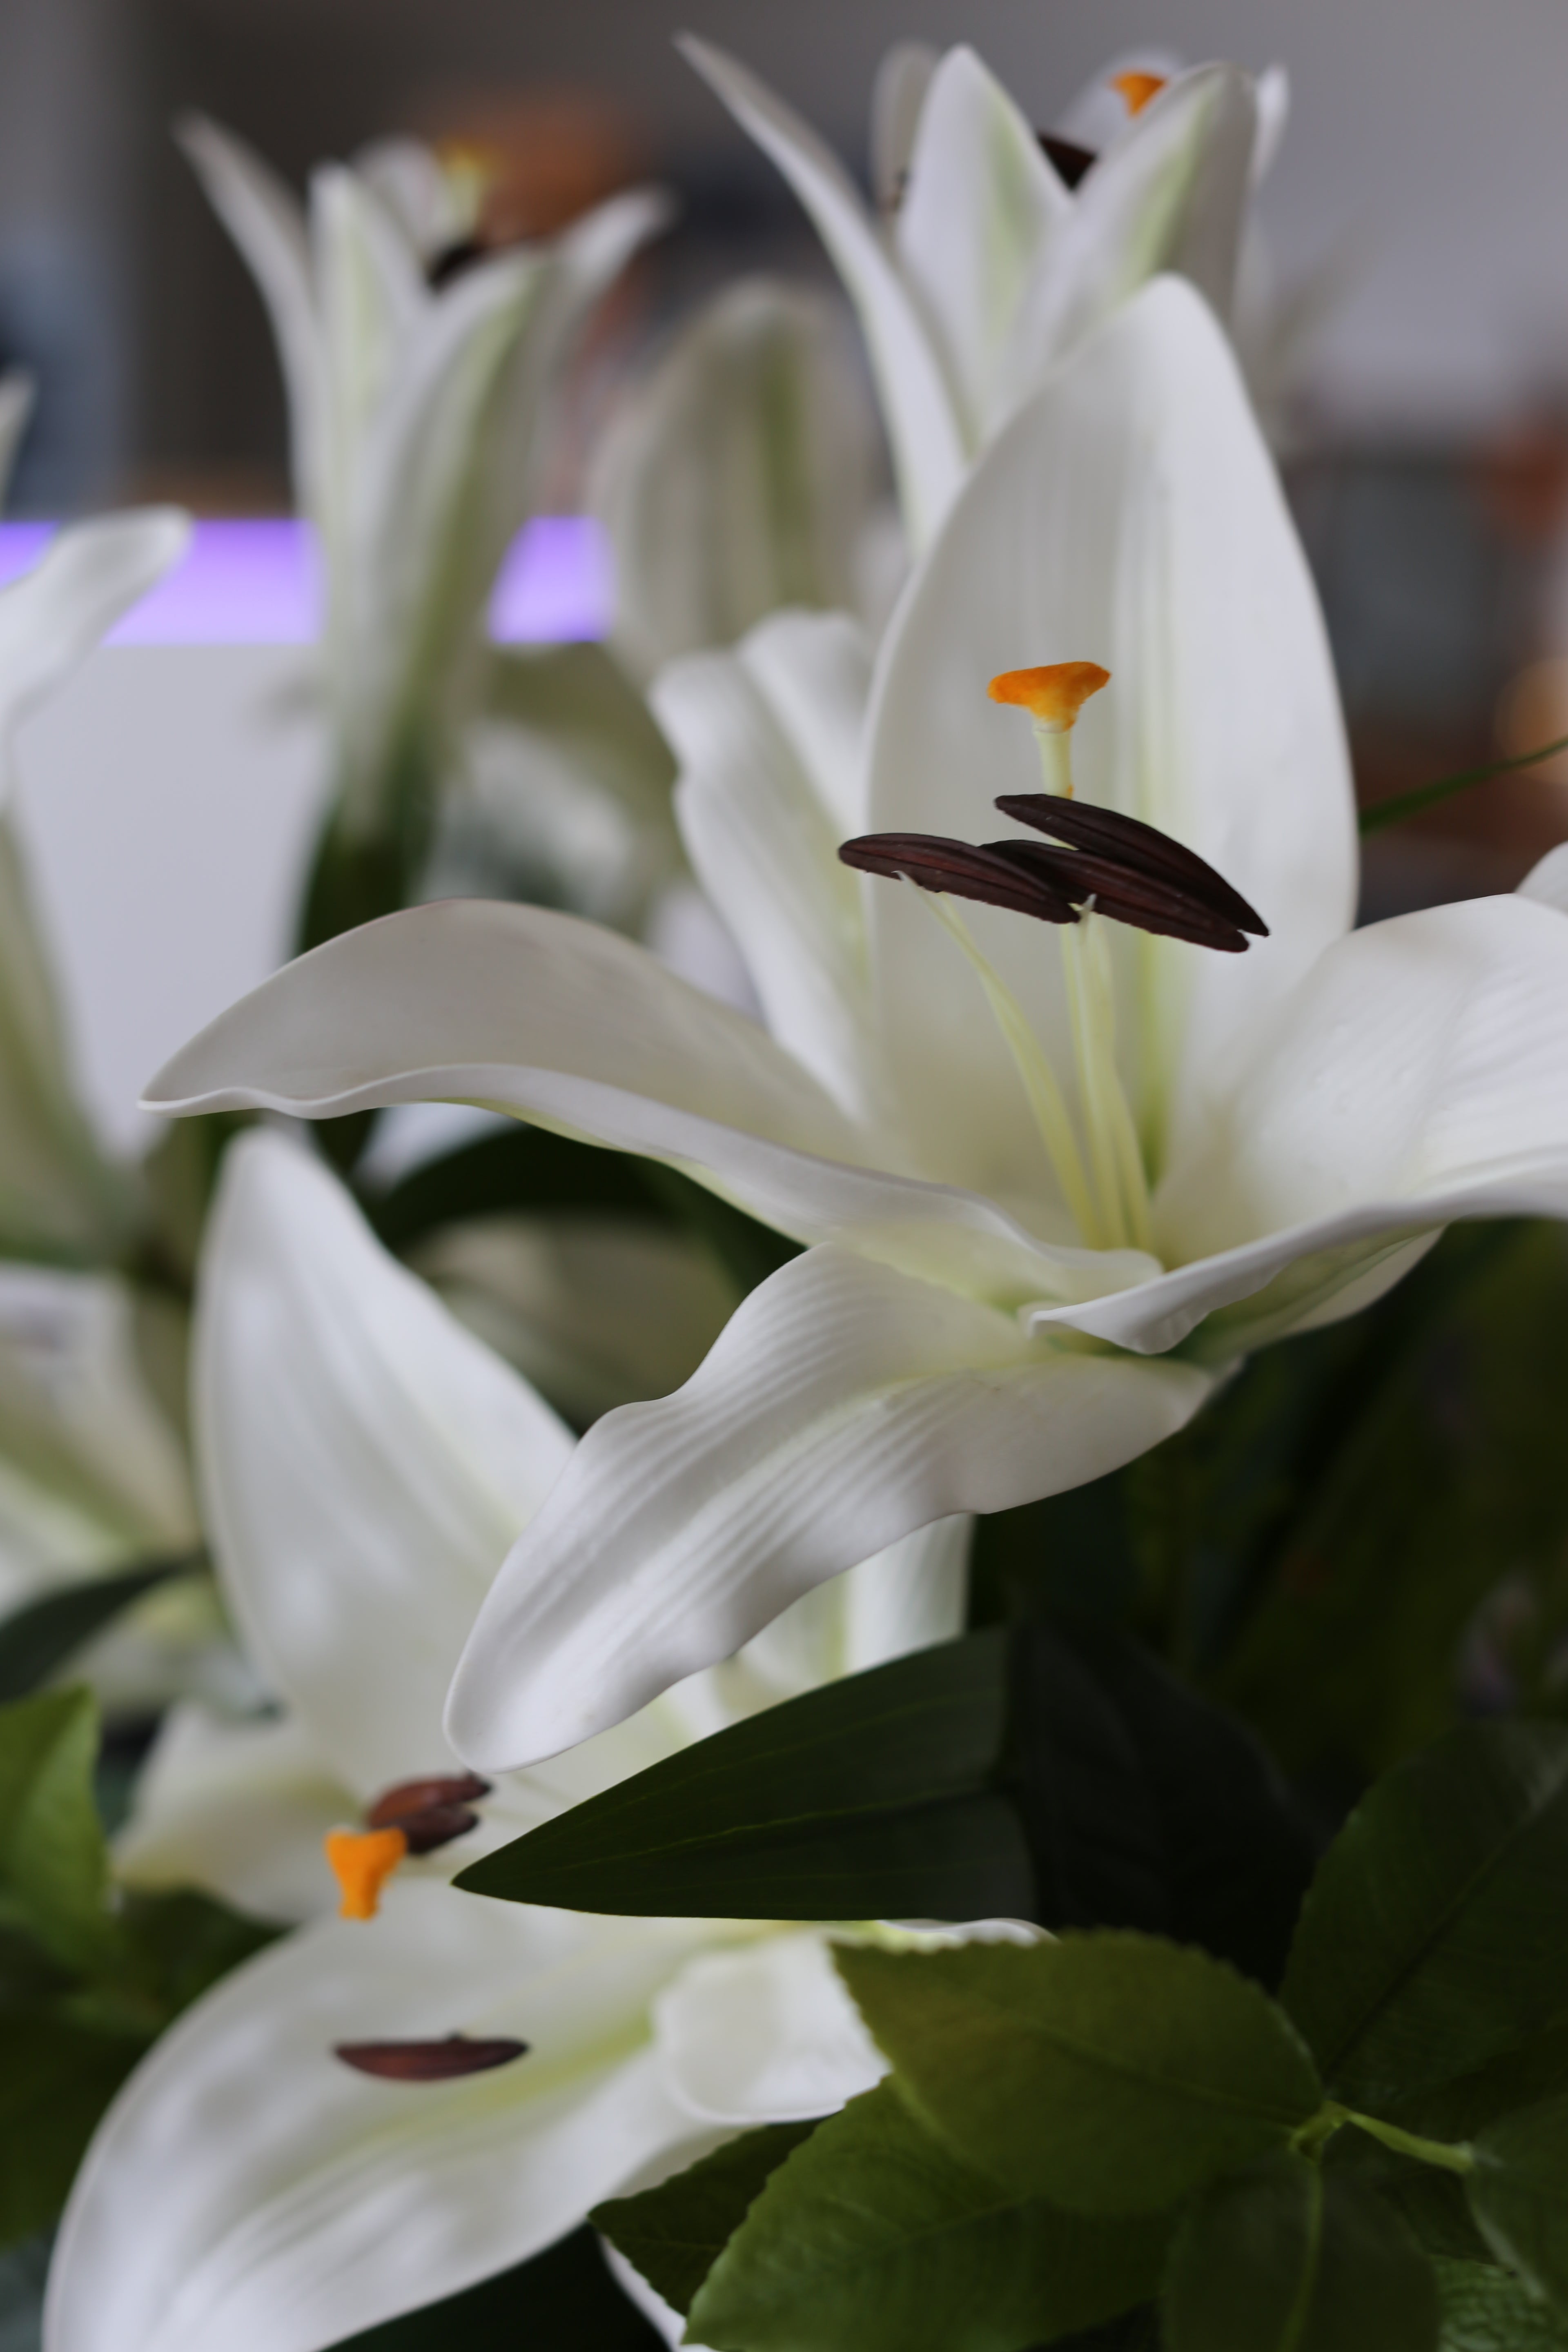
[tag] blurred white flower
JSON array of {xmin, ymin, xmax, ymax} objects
[
  {"xmin": 49, "ymin": 1129, "xmax": 973, "ymax": 2352},
  {"xmin": 681, "ymin": 36, "xmax": 1281, "ymax": 551}
]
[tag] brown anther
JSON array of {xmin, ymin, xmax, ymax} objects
[
  {"xmin": 840, "ymin": 833, "xmax": 1078, "ymax": 926},
  {"xmin": 366, "ymin": 1772, "xmax": 492, "ymax": 1857},
  {"xmin": 336, "ymin": 2034, "xmax": 529, "ymax": 2082},
  {"xmin": 995, "ymin": 795, "xmax": 1268, "ymax": 937},
  {"xmin": 985, "ymin": 841, "xmax": 1249, "ymax": 952},
  {"xmin": 1038, "ymin": 132, "xmax": 1097, "ymax": 189}
]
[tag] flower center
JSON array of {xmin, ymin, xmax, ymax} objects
[
  {"xmin": 325, "ymin": 1771, "xmax": 492, "ymax": 1919},
  {"xmin": 840, "ymin": 663, "xmax": 1266, "ymax": 1254}
]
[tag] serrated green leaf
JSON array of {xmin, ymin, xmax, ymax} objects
[
  {"xmin": 325, "ymin": 2221, "xmax": 664, "ymax": 2349},
  {"xmin": 0, "ymin": 2009, "xmax": 142, "ymax": 2248},
  {"xmin": 0, "ymin": 1688, "xmax": 112, "ymax": 1970},
  {"xmin": 592, "ymin": 2121, "xmax": 820, "ymax": 2316},
  {"xmin": 835, "ymin": 1934, "xmax": 1321, "ymax": 2216},
  {"xmin": 1280, "ymin": 1722, "xmax": 1568, "ymax": 2107},
  {"xmin": 0, "ymin": 1561, "xmax": 196, "ymax": 1704},
  {"xmin": 456, "ymin": 1630, "xmax": 1033, "ymax": 1921},
  {"xmin": 1163, "ymin": 2150, "xmax": 1438, "ymax": 2351},
  {"xmin": 682, "ymin": 2082, "xmax": 1171, "ymax": 2352},
  {"xmin": 1434, "ymin": 2256, "xmax": 1568, "ymax": 2350},
  {"xmin": 1468, "ymin": 2099, "xmax": 1568, "ymax": 2312}
]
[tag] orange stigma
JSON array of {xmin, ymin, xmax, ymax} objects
[
  {"xmin": 326, "ymin": 1826, "xmax": 408, "ymax": 1920},
  {"xmin": 1111, "ymin": 71, "xmax": 1168, "ymax": 117},
  {"xmin": 988, "ymin": 663, "xmax": 1110, "ymax": 733}
]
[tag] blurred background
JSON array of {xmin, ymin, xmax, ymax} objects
[{"xmin": 7, "ymin": 0, "xmax": 1568, "ymax": 1143}]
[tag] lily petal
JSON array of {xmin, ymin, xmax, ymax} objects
[
  {"xmin": 655, "ymin": 610, "xmax": 878, "ymax": 1117},
  {"xmin": 1043, "ymin": 895, "xmax": 1568, "ymax": 1356},
  {"xmin": 444, "ymin": 1245, "xmax": 1210, "ymax": 1770},
  {"xmin": 866, "ymin": 274, "xmax": 1354, "ymax": 1203},
  {"xmin": 654, "ymin": 1931, "xmax": 885, "ymax": 2123},
  {"xmin": 143, "ymin": 900, "xmax": 1164, "ymax": 1305},
  {"xmin": 45, "ymin": 1882, "xmax": 712, "ymax": 2352},
  {"xmin": 0, "ymin": 510, "xmax": 192, "ymax": 778},
  {"xmin": 177, "ymin": 117, "xmax": 323, "ymax": 516},
  {"xmin": 196, "ymin": 1131, "xmax": 574, "ymax": 1795},
  {"xmin": 0, "ymin": 372, "xmax": 34, "ymax": 499},
  {"xmin": 1518, "ymin": 841, "xmax": 1568, "ymax": 914},
  {"xmin": 893, "ymin": 46, "xmax": 1071, "ymax": 447},
  {"xmin": 678, "ymin": 34, "xmax": 967, "ymax": 549},
  {"xmin": 116, "ymin": 1705, "xmax": 350, "ymax": 1925}
]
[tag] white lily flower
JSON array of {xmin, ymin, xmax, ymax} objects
[
  {"xmin": 143, "ymin": 278, "xmax": 1568, "ymax": 1777},
  {"xmin": 51, "ymin": 1128, "xmax": 973, "ymax": 2352},
  {"xmin": 589, "ymin": 274, "xmax": 888, "ymax": 681},
  {"xmin": 680, "ymin": 33, "xmax": 1272, "ymax": 549},
  {"xmin": 180, "ymin": 116, "xmax": 668, "ymax": 853}
]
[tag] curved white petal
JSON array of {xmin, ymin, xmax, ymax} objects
[
  {"xmin": 0, "ymin": 510, "xmax": 192, "ymax": 778},
  {"xmin": 116, "ymin": 1705, "xmax": 349, "ymax": 1925},
  {"xmin": 894, "ymin": 46, "xmax": 1071, "ymax": 446},
  {"xmin": 657, "ymin": 610, "xmax": 878, "ymax": 1118},
  {"xmin": 45, "ymin": 1882, "xmax": 713, "ymax": 2352},
  {"xmin": 1518, "ymin": 840, "xmax": 1568, "ymax": 913},
  {"xmin": 678, "ymin": 34, "xmax": 967, "ymax": 549},
  {"xmin": 1039, "ymin": 895, "xmax": 1568, "ymax": 1356},
  {"xmin": 144, "ymin": 901, "xmax": 1167, "ymax": 1307},
  {"xmin": 445, "ymin": 1245, "xmax": 1211, "ymax": 1771},
  {"xmin": 353, "ymin": 139, "xmax": 470, "ymax": 264},
  {"xmin": 870, "ymin": 43, "xmax": 939, "ymax": 213},
  {"xmin": 866, "ymin": 275, "xmax": 1354, "ymax": 1206},
  {"xmin": 178, "ymin": 117, "xmax": 323, "ymax": 515},
  {"xmin": 1250, "ymin": 65, "xmax": 1291, "ymax": 189},
  {"xmin": 196, "ymin": 1131, "xmax": 574, "ymax": 1796},
  {"xmin": 654, "ymin": 1931, "xmax": 885, "ymax": 2124}
]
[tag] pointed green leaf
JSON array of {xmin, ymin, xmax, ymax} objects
[
  {"xmin": 1280, "ymin": 1723, "xmax": 1568, "ymax": 2107},
  {"xmin": 0, "ymin": 1688, "xmax": 112, "ymax": 1970},
  {"xmin": 1468, "ymin": 2098, "xmax": 1568, "ymax": 2314},
  {"xmin": 0, "ymin": 1559, "xmax": 196, "ymax": 1703},
  {"xmin": 1163, "ymin": 2151, "xmax": 1438, "ymax": 2351},
  {"xmin": 1434, "ymin": 2257, "xmax": 1568, "ymax": 2350},
  {"xmin": 455, "ymin": 1630, "xmax": 1034, "ymax": 1921},
  {"xmin": 835, "ymin": 1933, "xmax": 1321, "ymax": 2216},
  {"xmin": 592, "ymin": 2120, "xmax": 820, "ymax": 2316},
  {"xmin": 679, "ymin": 2082, "xmax": 1170, "ymax": 2352}
]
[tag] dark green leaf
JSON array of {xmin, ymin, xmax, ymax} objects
[
  {"xmin": 835, "ymin": 1934, "xmax": 1321, "ymax": 2216},
  {"xmin": 0, "ymin": 2010, "xmax": 142, "ymax": 2248},
  {"xmin": 1280, "ymin": 1722, "xmax": 1568, "ymax": 2107},
  {"xmin": 1002, "ymin": 1627, "xmax": 1165, "ymax": 1936},
  {"xmin": 455, "ymin": 1630, "xmax": 1034, "ymax": 1922},
  {"xmin": 1434, "ymin": 2257, "xmax": 1568, "ymax": 2349},
  {"xmin": 1163, "ymin": 2151, "xmax": 1438, "ymax": 2351},
  {"xmin": 592, "ymin": 2121, "xmax": 820, "ymax": 2315},
  {"xmin": 682, "ymin": 2082, "xmax": 1171, "ymax": 2352},
  {"xmin": 0, "ymin": 1689, "xmax": 112, "ymax": 1971},
  {"xmin": 0, "ymin": 1561, "xmax": 197, "ymax": 1704},
  {"xmin": 116, "ymin": 1887, "xmax": 278, "ymax": 2013},
  {"xmin": 325, "ymin": 2221, "xmax": 664, "ymax": 2349},
  {"xmin": 637, "ymin": 1163, "xmax": 802, "ymax": 1295},
  {"xmin": 1468, "ymin": 2099, "xmax": 1568, "ymax": 2312},
  {"xmin": 1040, "ymin": 1622, "xmax": 1319, "ymax": 1986}
]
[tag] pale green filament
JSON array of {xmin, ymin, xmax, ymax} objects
[
  {"xmin": 1032, "ymin": 725, "xmax": 1075, "ymax": 797},
  {"xmin": 919, "ymin": 891, "xmax": 1102, "ymax": 1248},
  {"xmin": 1074, "ymin": 912, "xmax": 1154, "ymax": 1254}
]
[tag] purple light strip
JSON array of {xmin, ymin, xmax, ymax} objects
[{"xmin": 0, "ymin": 515, "xmax": 610, "ymax": 646}]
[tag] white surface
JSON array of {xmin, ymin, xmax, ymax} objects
[{"xmin": 11, "ymin": 645, "xmax": 327, "ymax": 1155}]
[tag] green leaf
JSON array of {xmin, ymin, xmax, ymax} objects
[
  {"xmin": 1434, "ymin": 2257, "xmax": 1568, "ymax": 2350},
  {"xmin": 116, "ymin": 1887, "xmax": 278, "ymax": 2013},
  {"xmin": 366, "ymin": 1124, "xmax": 671, "ymax": 1251},
  {"xmin": 455, "ymin": 1629, "xmax": 1035, "ymax": 1922},
  {"xmin": 0, "ymin": 1560, "xmax": 196, "ymax": 1703},
  {"xmin": 835, "ymin": 1934, "xmax": 1322, "ymax": 2216},
  {"xmin": 1468, "ymin": 2099, "xmax": 1568, "ymax": 2313},
  {"xmin": 325, "ymin": 2221, "xmax": 665, "ymax": 2350},
  {"xmin": 680, "ymin": 2082, "xmax": 1171, "ymax": 2352},
  {"xmin": 1163, "ymin": 2150, "xmax": 1438, "ymax": 2351},
  {"xmin": 592, "ymin": 2120, "xmax": 820, "ymax": 2316},
  {"xmin": 0, "ymin": 1688, "xmax": 112, "ymax": 1971},
  {"xmin": 1358, "ymin": 733, "xmax": 1568, "ymax": 837},
  {"xmin": 1280, "ymin": 1722, "xmax": 1568, "ymax": 2108},
  {"xmin": 0, "ymin": 2009, "xmax": 142, "ymax": 2248}
]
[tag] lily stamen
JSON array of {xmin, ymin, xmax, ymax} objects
[
  {"xmin": 326, "ymin": 1772, "xmax": 495, "ymax": 1918},
  {"xmin": 335, "ymin": 2034, "xmax": 529, "ymax": 2081},
  {"xmin": 1112, "ymin": 70, "xmax": 1169, "ymax": 116},
  {"xmin": 988, "ymin": 662, "xmax": 1110, "ymax": 798}
]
